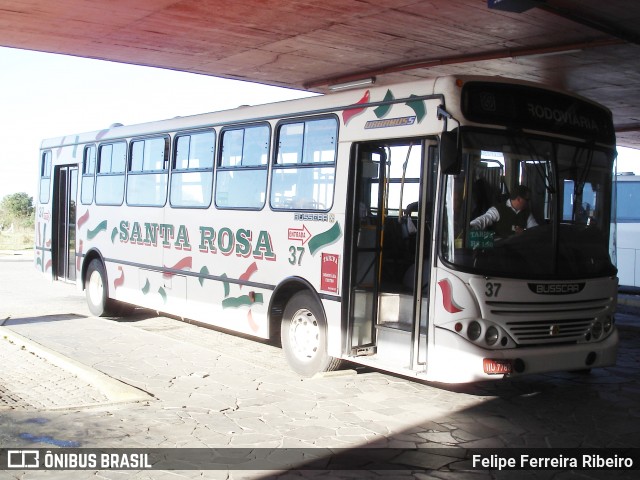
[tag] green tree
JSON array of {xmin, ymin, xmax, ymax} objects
[{"xmin": 1, "ymin": 192, "xmax": 34, "ymax": 218}]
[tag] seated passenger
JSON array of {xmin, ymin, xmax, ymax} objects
[{"xmin": 470, "ymin": 185, "xmax": 537, "ymax": 238}]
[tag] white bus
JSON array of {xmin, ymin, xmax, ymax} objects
[
  {"xmin": 614, "ymin": 174, "xmax": 640, "ymax": 290},
  {"xmin": 35, "ymin": 75, "xmax": 619, "ymax": 383}
]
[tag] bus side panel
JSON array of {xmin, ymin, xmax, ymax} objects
[
  {"xmin": 323, "ymin": 299, "xmax": 343, "ymax": 358},
  {"xmin": 35, "ymin": 202, "xmax": 53, "ymax": 279},
  {"xmin": 79, "ymin": 205, "xmax": 161, "ymax": 303},
  {"xmin": 616, "ymin": 222, "xmax": 640, "ymax": 288},
  {"xmin": 36, "ymin": 144, "xmax": 81, "ymax": 282}
]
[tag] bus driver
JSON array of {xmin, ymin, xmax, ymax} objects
[{"xmin": 470, "ymin": 185, "xmax": 538, "ymax": 238}]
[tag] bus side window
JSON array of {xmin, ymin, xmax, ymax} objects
[
  {"xmin": 271, "ymin": 117, "xmax": 337, "ymax": 210},
  {"xmin": 126, "ymin": 137, "xmax": 169, "ymax": 207},
  {"xmin": 95, "ymin": 142, "xmax": 126, "ymax": 206},
  {"xmin": 39, "ymin": 150, "xmax": 52, "ymax": 204},
  {"xmin": 215, "ymin": 124, "xmax": 269, "ymax": 210},
  {"xmin": 81, "ymin": 145, "xmax": 96, "ymax": 205},
  {"xmin": 170, "ymin": 130, "xmax": 215, "ymax": 208}
]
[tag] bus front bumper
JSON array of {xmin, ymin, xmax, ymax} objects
[{"xmin": 426, "ymin": 327, "xmax": 619, "ymax": 384}]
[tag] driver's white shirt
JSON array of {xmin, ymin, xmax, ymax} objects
[{"xmin": 470, "ymin": 199, "xmax": 538, "ymax": 231}]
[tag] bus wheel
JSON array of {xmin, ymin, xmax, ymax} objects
[
  {"xmin": 85, "ymin": 259, "xmax": 118, "ymax": 317},
  {"xmin": 281, "ymin": 291, "xmax": 342, "ymax": 376}
]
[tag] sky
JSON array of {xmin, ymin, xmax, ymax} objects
[
  {"xmin": 0, "ymin": 47, "xmax": 315, "ymax": 200},
  {"xmin": 1, "ymin": 46, "xmax": 639, "ymax": 201}
]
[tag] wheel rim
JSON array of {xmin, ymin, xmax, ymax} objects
[
  {"xmin": 288, "ymin": 308, "xmax": 320, "ymax": 361},
  {"xmin": 88, "ymin": 269, "xmax": 104, "ymax": 308}
]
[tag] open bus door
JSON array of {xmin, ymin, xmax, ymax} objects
[
  {"xmin": 52, "ymin": 165, "xmax": 78, "ymax": 282},
  {"xmin": 346, "ymin": 140, "xmax": 436, "ymax": 371}
]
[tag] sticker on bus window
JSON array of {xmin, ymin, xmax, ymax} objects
[
  {"xmin": 469, "ymin": 230, "xmax": 495, "ymax": 248},
  {"xmin": 321, "ymin": 253, "xmax": 339, "ymax": 294}
]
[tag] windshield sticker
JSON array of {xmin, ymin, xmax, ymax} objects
[{"xmin": 469, "ymin": 230, "xmax": 495, "ymax": 248}]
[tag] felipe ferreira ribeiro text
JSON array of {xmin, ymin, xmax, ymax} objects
[{"xmin": 473, "ymin": 454, "xmax": 634, "ymax": 470}]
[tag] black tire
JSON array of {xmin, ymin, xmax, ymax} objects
[
  {"xmin": 281, "ymin": 291, "xmax": 342, "ymax": 376},
  {"xmin": 85, "ymin": 259, "xmax": 120, "ymax": 317}
]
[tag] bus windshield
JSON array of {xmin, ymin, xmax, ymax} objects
[{"xmin": 441, "ymin": 130, "xmax": 616, "ymax": 280}]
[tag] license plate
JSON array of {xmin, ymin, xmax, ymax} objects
[{"xmin": 483, "ymin": 358, "xmax": 513, "ymax": 375}]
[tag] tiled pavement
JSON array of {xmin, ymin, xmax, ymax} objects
[{"xmin": 1, "ymin": 256, "xmax": 639, "ymax": 479}]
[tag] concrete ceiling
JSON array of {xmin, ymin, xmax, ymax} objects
[{"xmin": 1, "ymin": 0, "xmax": 639, "ymax": 147}]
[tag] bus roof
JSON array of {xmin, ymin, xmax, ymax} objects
[{"xmin": 39, "ymin": 75, "xmax": 611, "ymax": 149}]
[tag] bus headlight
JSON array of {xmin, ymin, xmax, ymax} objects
[
  {"xmin": 603, "ymin": 316, "xmax": 613, "ymax": 333},
  {"xmin": 591, "ymin": 321, "xmax": 603, "ymax": 340},
  {"xmin": 447, "ymin": 319, "xmax": 513, "ymax": 348},
  {"xmin": 485, "ymin": 326, "xmax": 499, "ymax": 346},
  {"xmin": 468, "ymin": 321, "xmax": 481, "ymax": 341}
]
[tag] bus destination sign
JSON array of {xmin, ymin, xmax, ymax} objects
[{"xmin": 461, "ymin": 82, "xmax": 615, "ymax": 144}]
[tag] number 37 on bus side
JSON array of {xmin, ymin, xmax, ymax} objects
[{"xmin": 288, "ymin": 245, "xmax": 305, "ymax": 266}]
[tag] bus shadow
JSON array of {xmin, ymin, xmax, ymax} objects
[
  {"xmin": 1, "ymin": 313, "xmax": 86, "ymax": 326},
  {"xmin": 106, "ymin": 306, "xmax": 160, "ymax": 323},
  {"xmin": 1, "ymin": 309, "xmax": 159, "ymax": 327},
  {"xmin": 247, "ymin": 328, "xmax": 640, "ymax": 478},
  {"xmin": 347, "ymin": 333, "xmax": 639, "ymax": 400}
]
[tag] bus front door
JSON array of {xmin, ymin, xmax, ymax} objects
[
  {"xmin": 347, "ymin": 140, "xmax": 434, "ymax": 371},
  {"xmin": 52, "ymin": 165, "xmax": 78, "ymax": 282}
]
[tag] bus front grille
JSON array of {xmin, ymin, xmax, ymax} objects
[
  {"xmin": 485, "ymin": 297, "xmax": 611, "ymax": 345},
  {"xmin": 504, "ymin": 318, "xmax": 593, "ymax": 344}
]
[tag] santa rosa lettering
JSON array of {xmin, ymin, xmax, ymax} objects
[{"xmin": 118, "ymin": 221, "xmax": 275, "ymax": 260}]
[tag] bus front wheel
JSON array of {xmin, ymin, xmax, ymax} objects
[
  {"xmin": 85, "ymin": 259, "xmax": 119, "ymax": 317},
  {"xmin": 281, "ymin": 291, "xmax": 342, "ymax": 376}
]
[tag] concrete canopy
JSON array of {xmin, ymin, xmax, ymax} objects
[{"xmin": 1, "ymin": 0, "xmax": 639, "ymax": 146}]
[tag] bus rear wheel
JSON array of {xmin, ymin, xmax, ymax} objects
[
  {"xmin": 85, "ymin": 259, "xmax": 120, "ymax": 317},
  {"xmin": 281, "ymin": 291, "xmax": 342, "ymax": 376}
]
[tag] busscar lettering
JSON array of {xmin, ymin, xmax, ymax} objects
[
  {"xmin": 119, "ymin": 221, "xmax": 276, "ymax": 261},
  {"xmin": 529, "ymin": 282, "xmax": 585, "ymax": 295},
  {"xmin": 536, "ymin": 284, "xmax": 579, "ymax": 294},
  {"xmin": 294, "ymin": 212, "xmax": 332, "ymax": 222}
]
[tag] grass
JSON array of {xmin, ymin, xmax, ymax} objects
[{"xmin": 0, "ymin": 226, "xmax": 34, "ymax": 251}]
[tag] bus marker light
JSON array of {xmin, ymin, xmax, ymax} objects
[
  {"xmin": 454, "ymin": 322, "xmax": 463, "ymax": 332},
  {"xmin": 483, "ymin": 358, "xmax": 512, "ymax": 375}
]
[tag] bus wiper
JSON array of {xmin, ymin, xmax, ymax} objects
[{"xmin": 508, "ymin": 136, "xmax": 557, "ymax": 194}]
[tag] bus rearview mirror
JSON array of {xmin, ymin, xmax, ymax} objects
[{"xmin": 440, "ymin": 130, "xmax": 461, "ymax": 175}]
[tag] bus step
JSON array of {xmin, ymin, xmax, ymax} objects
[{"xmin": 351, "ymin": 345, "xmax": 376, "ymax": 356}]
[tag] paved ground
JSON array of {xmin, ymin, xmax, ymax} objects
[{"xmin": 0, "ymin": 253, "xmax": 639, "ymax": 479}]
